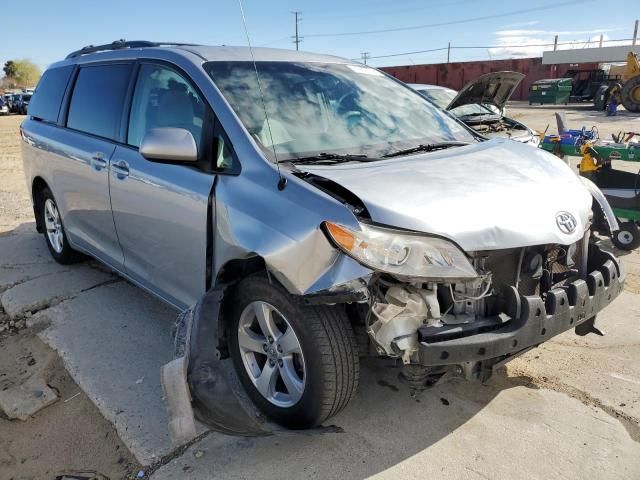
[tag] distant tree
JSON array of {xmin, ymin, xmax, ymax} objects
[
  {"xmin": 3, "ymin": 60, "xmax": 17, "ymax": 78},
  {"xmin": 2, "ymin": 59, "xmax": 41, "ymax": 88}
]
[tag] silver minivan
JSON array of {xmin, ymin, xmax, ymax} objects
[{"xmin": 22, "ymin": 41, "xmax": 624, "ymax": 431}]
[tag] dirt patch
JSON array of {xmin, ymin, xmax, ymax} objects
[
  {"xmin": 0, "ymin": 331, "xmax": 140, "ymax": 479},
  {"xmin": 0, "ymin": 115, "xmax": 32, "ymax": 233},
  {"xmin": 505, "ymin": 364, "xmax": 640, "ymax": 443}
]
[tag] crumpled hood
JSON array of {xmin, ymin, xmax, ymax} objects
[
  {"xmin": 298, "ymin": 139, "xmax": 592, "ymax": 251},
  {"xmin": 447, "ymin": 71, "xmax": 524, "ymax": 111}
]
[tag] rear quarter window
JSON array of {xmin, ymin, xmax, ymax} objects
[
  {"xmin": 67, "ymin": 63, "xmax": 132, "ymax": 140},
  {"xmin": 28, "ymin": 65, "xmax": 74, "ymax": 123}
]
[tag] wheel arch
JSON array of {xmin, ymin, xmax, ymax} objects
[{"xmin": 31, "ymin": 176, "xmax": 50, "ymax": 233}]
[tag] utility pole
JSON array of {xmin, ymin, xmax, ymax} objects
[
  {"xmin": 633, "ymin": 19, "xmax": 638, "ymax": 46},
  {"xmin": 292, "ymin": 11, "xmax": 302, "ymax": 51},
  {"xmin": 553, "ymin": 35, "xmax": 558, "ymax": 51},
  {"xmin": 361, "ymin": 52, "xmax": 370, "ymax": 65},
  {"xmin": 447, "ymin": 42, "xmax": 451, "ymax": 63}
]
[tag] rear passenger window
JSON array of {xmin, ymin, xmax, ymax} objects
[
  {"xmin": 127, "ymin": 64, "xmax": 205, "ymax": 148},
  {"xmin": 28, "ymin": 65, "xmax": 74, "ymax": 123},
  {"xmin": 67, "ymin": 64, "xmax": 132, "ymax": 140}
]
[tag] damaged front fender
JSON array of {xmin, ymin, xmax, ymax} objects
[
  {"xmin": 170, "ymin": 286, "xmax": 277, "ymax": 436},
  {"xmin": 580, "ymin": 176, "xmax": 619, "ymax": 234}
]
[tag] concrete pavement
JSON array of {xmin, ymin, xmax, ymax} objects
[
  {"xmin": 151, "ymin": 365, "xmax": 640, "ymax": 480},
  {"xmin": 1, "ymin": 223, "xmax": 639, "ymax": 478}
]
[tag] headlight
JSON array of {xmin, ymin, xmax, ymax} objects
[{"xmin": 324, "ymin": 221, "xmax": 478, "ymax": 280}]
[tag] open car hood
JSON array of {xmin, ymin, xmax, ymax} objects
[{"xmin": 446, "ymin": 71, "xmax": 525, "ymax": 111}]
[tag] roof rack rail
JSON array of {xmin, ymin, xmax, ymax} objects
[{"xmin": 65, "ymin": 39, "xmax": 201, "ymax": 59}]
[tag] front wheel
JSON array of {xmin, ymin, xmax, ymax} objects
[
  {"xmin": 612, "ymin": 221, "xmax": 640, "ymax": 250},
  {"xmin": 228, "ymin": 275, "xmax": 359, "ymax": 429}
]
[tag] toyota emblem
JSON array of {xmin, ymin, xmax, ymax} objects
[{"xmin": 556, "ymin": 211, "xmax": 577, "ymax": 234}]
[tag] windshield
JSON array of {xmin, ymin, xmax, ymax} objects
[
  {"xmin": 22, "ymin": 95, "xmax": 31, "ymax": 101},
  {"xmin": 417, "ymin": 87, "xmax": 497, "ymax": 118},
  {"xmin": 206, "ymin": 62, "xmax": 474, "ymax": 161}
]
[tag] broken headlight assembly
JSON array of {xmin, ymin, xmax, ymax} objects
[{"xmin": 323, "ymin": 221, "xmax": 478, "ymax": 280}]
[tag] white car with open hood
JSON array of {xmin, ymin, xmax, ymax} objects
[{"xmin": 410, "ymin": 71, "xmax": 539, "ymax": 145}]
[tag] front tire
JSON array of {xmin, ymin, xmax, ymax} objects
[
  {"xmin": 612, "ymin": 221, "xmax": 640, "ymax": 250},
  {"xmin": 39, "ymin": 187, "xmax": 83, "ymax": 264},
  {"xmin": 228, "ymin": 275, "xmax": 359, "ymax": 429}
]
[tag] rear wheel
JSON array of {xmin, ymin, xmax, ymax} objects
[
  {"xmin": 612, "ymin": 221, "xmax": 640, "ymax": 250},
  {"xmin": 39, "ymin": 187, "xmax": 84, "ymax": 264},
  {"xmin": 228, "ymin": 275, "xmax": 359, "ymax": 429}
]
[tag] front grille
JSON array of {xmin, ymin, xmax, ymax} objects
[{"xmin": 474, "ymin": 235, "xmax": 588, "ymax": 299}]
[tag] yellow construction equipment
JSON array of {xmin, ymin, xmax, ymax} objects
[{"xmin": 620, "ymin": 52, "xmax": 640, "ymax": 113}]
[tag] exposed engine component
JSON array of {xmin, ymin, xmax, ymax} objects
[
  {"xmin": 369, "ymin": 284, "xmax": 440, "ymax": 364},
  {"xmin": 368, "ymin": 277, "xmax": 493, "ymax": 364},
  {"xmin": 366, "ymin": 237, "xmax": 587, "ymax": 366},
  {"xmin": 468, "ymin": 117, "xmax": 532, "ymax": 142}
]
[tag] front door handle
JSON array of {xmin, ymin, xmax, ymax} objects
[
  {"xmin": 92, "ymin": 153, "xmax": 107, "ymax": 170},
  {"xmin": 111, "ymin": 160, "xmax": 130, "ymax": 178}
]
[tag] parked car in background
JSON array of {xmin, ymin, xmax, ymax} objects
[
  {"xmin": 22, "ymin": 41, "xmax": 623, "ymax": 431},
  {"xmin": 3, "ymin": 93, "xmax": 14, "ymax": 112},
  {"xmin": 410, "ymin": 72, "xmax": 540, "ymax": 145},
  {"xmin": 16, "ymin": 93, "xmax": 32, "ymax": 114},
  {"xmin": 3, "ymin": 93, "xmax": 18, "ymax": 113},
  {"xmin": 9, "ymin": 94, "xmax": 22, "ymax": 113},
  {"xmin": 0, "ymin": 97, "xmax": 9, "ymax": 115}
]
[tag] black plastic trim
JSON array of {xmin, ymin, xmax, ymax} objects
[{"xmin": 417, "ymin": 245, "xmax": 624, "ymax": 367}]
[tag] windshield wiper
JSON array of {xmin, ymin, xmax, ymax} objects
[
  {"xmin": 459, "ymin": 112, "xmax": 493, "ymax": 117},
  {"xmin": 383, "ymin": 141, "xmax": 470, "ymax": 158},
  {"xmin": 287, "ymin": 152, "xmax": 380, "ymax": 165}
]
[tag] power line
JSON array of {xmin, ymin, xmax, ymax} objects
[
  {"xmin": 364, "ymin": 37, "xmax": 635, "ymax": 61},
  {"xmin": 259, "ymin": 36, "xmax": 291, "ymax": 47},
  {"xmin": 364, "ymin": 47, "xmax": 448, "ymax": 60},
  {"xmin": 304, "ymin": 0, "xmax": 591, "ymax": 38}
]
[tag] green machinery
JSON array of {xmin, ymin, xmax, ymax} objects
[{"xmin": 540, "ymin": 131, "xmax": 640, "ymax": 249}]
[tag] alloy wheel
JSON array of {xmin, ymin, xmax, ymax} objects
[
  {"xmin": 237, "ymin": 301, "xmax": 306, "ymax": 408},
  {"xmin": 44, "ymin": 199, "xmax": 64, "ymax": 254}
]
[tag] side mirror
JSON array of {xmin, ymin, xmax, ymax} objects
[{"xmin": 139, "ymin": 127, "xmax": 198, "ymax": 162}]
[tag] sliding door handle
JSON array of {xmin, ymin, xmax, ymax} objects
[
  {"xmin": 111, "ymin": 160, "xmax": 130, "ymax": 178},
  {"xmin": 91, "ymin": 153, "xmax": 107, "ymax": 170}
]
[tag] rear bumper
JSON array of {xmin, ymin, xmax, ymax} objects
[{"xmin": 417, "ymin": 245, "xmax": 624, "ymax": 367}]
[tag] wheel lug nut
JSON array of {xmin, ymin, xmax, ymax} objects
[
  {"xmin": 269, "ymin": 359, "xmax": 275, "ymax": 367},
  {"xmin": 277, "ymin": 345, "xmax": 282, "ymax": 353},
  {"xmin": 262, "ymin": 344, "xmax": 268, "ymax": 352},
  {"xmin": 278, "ymin": 359, "xmax": 283, "ymax": 367},
  {"xmin": 268, "ymin": 336, "xmax": 274, "ymax": 343}
]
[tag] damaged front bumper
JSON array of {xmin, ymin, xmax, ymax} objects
[{"xmin": 416, "ymin": 245, "xmax": 624, "ymax": 373}]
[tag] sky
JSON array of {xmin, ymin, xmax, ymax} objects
[{"xmin": 1, "ymin": 0, "xmax": 638, "ymax": 75}]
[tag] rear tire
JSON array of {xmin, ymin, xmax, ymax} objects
[
  {"xmin": 228, "ymin": 275, "xmax": 359, "ymax": 429},
  {"xmin": 38, "ymin": 187, "xmax": 84, "ymax": 264},
  {"xmin": 612, "ymin": 221, "xmax": 640, "ymax": 250},
  {"xmin": 621, "ymin": 76, "xmax": 640, "ymax": 113}
]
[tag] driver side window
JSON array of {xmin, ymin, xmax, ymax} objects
[{"xmin": 128, "ymin": 64, "xmax": 205, "ymax": 149}]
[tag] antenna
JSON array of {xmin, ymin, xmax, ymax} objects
[{"xmin": 237, "ymin": 0, "xmax": 287, "ymax": 190}]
